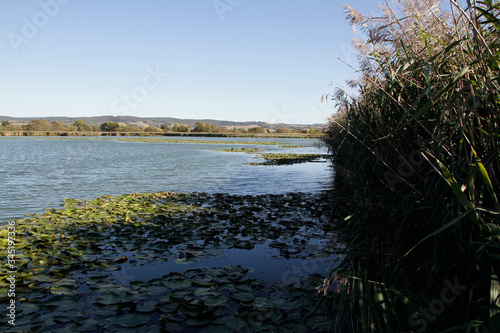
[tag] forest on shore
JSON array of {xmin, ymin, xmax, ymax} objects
[{"xmin": 0, "ymin": 119, "xmax": 321, "ymax": 137}]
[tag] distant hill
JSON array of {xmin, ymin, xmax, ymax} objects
[{"xmin": 0, "ymin": 115, "xmax": 325, "ymax": 129}]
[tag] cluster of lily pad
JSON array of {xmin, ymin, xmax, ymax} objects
[
  {"xmin": 246, "ymin": 153, "xmax": 326, "ymax": 166},
  {"xmin": 205, "ymin": 148, "xmax": 327, "ymax": 166},
  {"xmin": 205, "ymin": 148, "xmax": 262, "ymax": 154},
  {"xmin": 0, "ymin": 191, "xmax": 339, "ymax": 332}
]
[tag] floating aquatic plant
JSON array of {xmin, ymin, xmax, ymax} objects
[
  {"xmin": 0, "ymin": 191, "xmax": 338, "ymax": 331},
  {"xmin": 247, "ymin": 153, "xmax": 326, "ymax": 166}
]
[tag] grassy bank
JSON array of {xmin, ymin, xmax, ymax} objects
[{"xmin": 323, "ymin": 1, "xmax": 499, "ymax": 331}]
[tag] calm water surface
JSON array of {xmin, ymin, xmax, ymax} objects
[
  {"xmin": 0, "ymin": 137, "xmax": 332, "ymax": 223},
  {"xmin": 0, "ymin": 136, "xmax": 337, "ymax": 289}
]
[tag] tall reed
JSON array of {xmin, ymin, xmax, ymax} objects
[{"xmin": 323, "ymin": 0, "xmax": 499, "ymax": 331}]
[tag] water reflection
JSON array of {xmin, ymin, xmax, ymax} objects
[{"xmin": 113, "ymin": 242, "xmax": 338, "ymax": 286}]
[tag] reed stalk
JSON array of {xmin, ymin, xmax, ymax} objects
[{"xmin": 324, "ymin": 0, "xmax": 500, "ymax": 331}]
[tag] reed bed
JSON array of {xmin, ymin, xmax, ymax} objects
[{"xmin": 323, "ymin": 0, "xmax": 499, "ymax": 331}]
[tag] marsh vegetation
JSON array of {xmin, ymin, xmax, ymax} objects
[
  {"xmin": 323, "ymin": 0, "xmax": 500, "ymax": 331},
  {"xmin": 0, "ymin": 191, "xmax": 339, "ymax": 332}
]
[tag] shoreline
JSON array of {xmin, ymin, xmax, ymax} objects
[{"xmin": 0, "ymin": 130, "xmax": 323, "ymax": 139}]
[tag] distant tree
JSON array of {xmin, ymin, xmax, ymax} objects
[
  {"xmin": 276, "ymin": 127, "xmax": 292, "ymax": 134},
  {"xmin": 0, "ymin": 121, "xmax": 22, "ymax": 131},
  {"xmin": 179, "ymin": 125, "xmax": 191, "ymax": 132},
  {"xmin": 100, "ymin": 121, "xmax": 119, "ymax": 132},
  {"xmin": 161, "ymin": 125, "xmax": 173, "ymax": 132},
  {"xmin": 193, "ymin": 121, "xmax": 207, "ymax": 132},
  {"xmin": 51, "ymin": 121, "xmax": 65, "ymax": 131},
  {"xmin": 144, "ymin": 126, "xmax": 162, "ymax": 132},
  {"xmin": 73, "ymin": 120, "xmax": 93, "ymax": 131},
  {"xmin": 206, "ymin": 124, "xmax": 220, "ymax": 133},
  {"xmin": 116, "ymin": 125, "xmax": 143, "ymax": 132},
  {"xmin": 26, "ymin": 119, "xmax": 52, "ymax": 131},
  {"xmin": 309, "ymin": 126, "xmax": 316, "ymax": 134},
  {"xmin": 172, "ymin": 123, "xmax": 181, "ymax": 132},
  {"xmin": 248, "ymin": 126, "xmax": 268, "ymax": 134}
]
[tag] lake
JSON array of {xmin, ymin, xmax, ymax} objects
[
  {"xmin": 0, "ymin": 136, "xmax": 339, "ymax": 332},
  {"xmin": 0, "ymin": 136, "xmax": 332, "ymax": 224}
]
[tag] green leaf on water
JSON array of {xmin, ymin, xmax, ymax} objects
[
  {"xmin": 164, "ymin": 279, "xmax": 192, "ymax": 289},
  {"xmin": 185, "ymin": 317, "xmax": 211, "ymax": 327},
  {"xmin": 44, "ymin": 294, "xmax": 81, "ymax": 310},
  {"xmin": 74, "ymin": 318, "xmax": 101, "ymax": 331},
  {"xmin": 192, "ymin": 278, "xmax": 215, "ymax": 287},
  {"xmin": 95, "ymin": 292, "xmax": 124, "ymax": 305},
  {"xmin": 136, "ymin": 301, "xmax": 158, "ymax": 313},
  {"xmin": 115, "ymin": 313, "xmax": 151, "ymax": 328},
  {"xmin": 50, "ymin": 285, "xmax": 77, "ymax": 296},
  {"xmin": 194, "ymin": 287, "xmax": 217, "ymax": 297},
  {"xmin": 203, "ymin": 295, "xmax": 229, "ymax": 307},
  {"xmin": 230, "ymin": 292, "xmax": 253, "ymax": 303}
]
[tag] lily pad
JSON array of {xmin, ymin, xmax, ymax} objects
[
  {"xmin": 44, "ymin": 295, "xmax": 81, "ymax": 310},
  {"xmin": 192, "ymin": 278, "xmax": 215, "ymax": 287},
  {"xmin": 230, "ymin": 292, "xmax": 253, "ymax": 303},
  {"xmin": 169, "ymin": 289, "xmax": 193, "ymax": 301},
  {"xmin": 75, "ymin": 318, "xmax": 102, "ymax": 331},
  {"xmin": 203, "ymin": 295, "xmax": 229, "ymax": 307},
  {"xmin": 163, "ymin": 279, "xmax": 191, "ymax": 289},
  {"xmin": 212, "ymin": 315, "xmax": 248, "ymax": 331},
  {"xmin": 50, "ymin": 285, "xmax": 77, "ymax": 296},
  {"xmin": 194, "ymin": 287, "xmax": 217, "ymax": 297},
  {"xmin": 95, "ymin": 292, "xmax": 124, "ymax": 305},
  {"xmin": 113, "ymin": 313, "xmax": 151, "ymax": 328},
  {"xmin": 160, "ymin": 319, "xmax": 183, "ymax": 332},
  {"xmin": 136, "ymin": 301, "xmax": 158, "ymax": 313},
  {"xmin": 185, "ymin": 317, "xmax": 211, "ymax": 327}
]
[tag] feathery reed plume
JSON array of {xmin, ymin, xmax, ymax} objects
[{"xmin": 323, "ymin": 0, "xmax": 500, "ymax": 331}]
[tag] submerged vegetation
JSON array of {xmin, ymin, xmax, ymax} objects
[
  {"xmin": 323, "ymin": 0, "xmax": 500, "ymax": 331},
  {"xmin": 206, "ymin": 147, "xmax": 262, "ymax": 153},
  {"xmin": 0, "ymin": 191, "xmax": 338, "ymax": 332},
  {"xmin": 247, "ymin": 153, "xmax": 326, "ymax": 166},
  {"xmin": 205, "ymin": 148, "xmax": 326, "ymax": 166}
]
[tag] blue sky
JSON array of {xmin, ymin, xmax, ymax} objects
[{"xmin": 0, "ymin": 1, "xmax": 382, "ymax": 124}]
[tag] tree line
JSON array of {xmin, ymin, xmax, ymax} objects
[{"xmin": 1, "ymin": 119, "xmax": 320, "ymax": 134}]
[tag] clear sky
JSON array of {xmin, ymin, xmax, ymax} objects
[{"xmin": 0, "ymin": 0, "xmax": 382, "ymax": 124}]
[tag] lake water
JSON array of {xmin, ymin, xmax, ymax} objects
[
  {"xmin": 0, "ymin": 136, "xmax": 332, "ymax": 224},
  {"xmin": 0, "ymin": 136, "xmax": 340, "ymax": 330}
]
